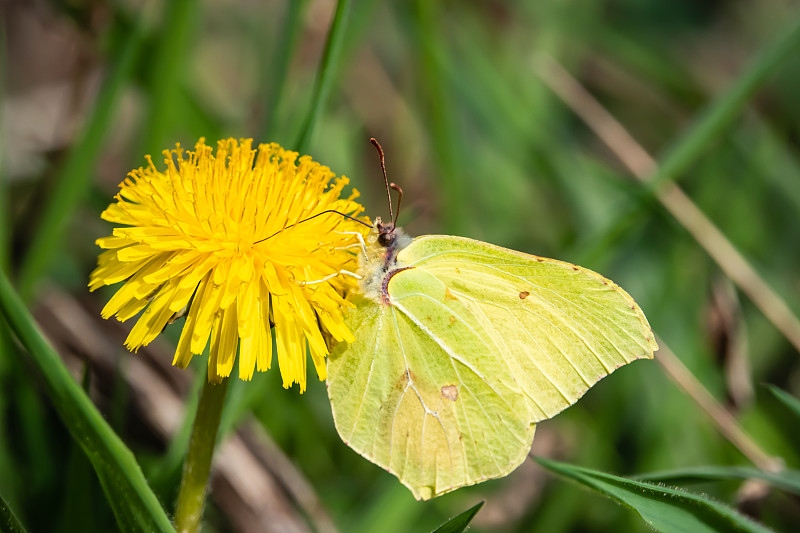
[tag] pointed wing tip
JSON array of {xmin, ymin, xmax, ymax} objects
[{"xmin": 647, "ymin": 338, "xmax": 659, "ymax": 358}]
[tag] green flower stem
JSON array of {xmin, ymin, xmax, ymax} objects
[{"xmin": 174, "ymin": 376, "xmax": 229, "ymax": 533}]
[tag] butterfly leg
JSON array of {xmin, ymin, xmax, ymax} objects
[
  {"xmin": 338, "ymin": 231, "xmax": 369, "ymax": 260},
  {"xmin": 297, "ymin": 269, "xmax": 362, "ymax": 286}
]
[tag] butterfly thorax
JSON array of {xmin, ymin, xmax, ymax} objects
[{"xmin": 358, "ymin": 217, "xmax": 413, "ymax": 304}]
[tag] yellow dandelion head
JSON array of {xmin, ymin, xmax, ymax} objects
[{"xmin": 90, "ymin": 138, "xmax": 367, "ymax": 390}]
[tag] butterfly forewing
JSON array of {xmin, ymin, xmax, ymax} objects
[{"xmin": 397, "ymin": 235, "xmax": 658, "ymax": 422}]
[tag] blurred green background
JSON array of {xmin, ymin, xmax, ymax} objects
[{"xmin": 1, "ymin": 0, "xmax": 800, "ymax": 531}]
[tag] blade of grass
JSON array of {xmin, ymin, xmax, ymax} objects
[
  {"xmin": 634, "ymin": 466, "xmax": 800, "ymax": 496},
  {"xmin": 649, "ymin": 10, "xmax": 800, "ymax": 192},
  {"xmin": 408, "ymin": 0, "xmax": 466, "ymax": 232},
  {"xmin": 535, "ymin": 457, "xmax": 774, "ymax": 533},
  {"xmin": 259, "ymin": 0, "xmax": 310, "ymax": 141},
  {"xmin": 431, "ymin": 501, "xmax": 484, "ymax": 533},
  {"xmin": 595, "ymin": 26, "xmax": 703, "ymax": 106},
  {"xmin": 17, "ymin": 4, "xmax": 150, "ymax": 301},
  {"xmin": 446, "ymin": 15, "xmax": 551, "ymax": 150},
  {"xmin": 739, "ymin": 119, "xmax": 800, "ymax": 216},
  {"xmin": 0, "ymin": 270, "xmax": 174, "ymax": 533},
  {"xmin": 59, "ymin": 370, "xmax": 101, "ymax": 532},
  {"xmin": 765, "ymin": 385, "xmax": 800, "ymax": 421},
  {"xmin": 0, "ymin": 491, "xmax": 27, "ymax": 533},
  {"xmin": 294, "ymin": 0, "xmax": 351, "ymax": 155},
  {"xmin": 535, "ymin": 54, "xmax": 800, "ymax": 355},
  {"xmin": 140, "ymin": 0, "xmax": 201, "ymax": 159},
  {"xmin": 0, "ymin": 320, "xmax": 17, "ymax": 503},
  {"xmin": 0, "ymin": 13, "xmax": 21, "ymax": 507}
]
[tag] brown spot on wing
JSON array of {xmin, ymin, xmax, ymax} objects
[
  {"xmin": 444, "ymin": 288, "xmax": 458, "ymax": 301},
  {"xmin": 519, "ymin": 291, "xmax": 530, "ymax": 299},
  {"xmin": 395, "ymin": 369, "xmax": 416, "ymax": 390},
  {"xmin": 441, "ymin": 385, "xmax": 458, "ymax": 401},
  {"xmin": 449, "ymin": 315, "xmax": 457, "ymax": 325}
]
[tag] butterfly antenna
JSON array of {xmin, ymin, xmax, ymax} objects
[
  {"xmin": 254, "ymin": 209, "xmax": 371, "ymax": 243},
  {"xmin": 390, "ymin": 183, "xmax": 403, "ymax": 227},
  {"xmin": 370, "ymin": 138, "xmax": 393, "ymax": 223}
]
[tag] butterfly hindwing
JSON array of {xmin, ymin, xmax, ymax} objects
[{"xmin": 327, "ymin": 267, "xmax": 535, "ymax": 500}]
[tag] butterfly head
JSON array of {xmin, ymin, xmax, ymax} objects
[{"xmin": 374, "ymin": 216, "xmax": 397, "ymax": 249}]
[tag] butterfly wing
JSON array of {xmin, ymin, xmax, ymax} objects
[
  {"xmin": 326, "ymin": 269, "xmax": 535, "ymax": 500},
  {"xmin": 396, "ymin": 235, "xmax": 658, "ymax": 422},
  {"xmin": 327, "ymin": 234, "xmax": 657, "ymax": 500}
]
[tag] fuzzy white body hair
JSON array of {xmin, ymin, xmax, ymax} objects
[{"xmin": 358, "ymin": 225, "xmax": 413, "ymax": 302}]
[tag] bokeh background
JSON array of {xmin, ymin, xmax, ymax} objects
[{"xmin": 2, "ymin": 0, "xmax": 800, "ymax": 531}]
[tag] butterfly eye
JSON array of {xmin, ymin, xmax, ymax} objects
[{"xmin": 378, "ymin": 230, "xmax": 395, "ymax": 247}]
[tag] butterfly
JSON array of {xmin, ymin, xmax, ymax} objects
[{"xmin": 326, "ymin": 139, "xmax": 657, "ymax": 500}]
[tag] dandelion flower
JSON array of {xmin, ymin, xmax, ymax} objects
[{"xmin": 90, "ymin": 138, "xmax": 366, "ymax": 389}]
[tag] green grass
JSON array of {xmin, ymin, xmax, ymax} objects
[{"xmin": 2, "ymin": 1, "xmax": 800, "ymax": 531}]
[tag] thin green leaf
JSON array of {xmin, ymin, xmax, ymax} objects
[
  {"xmin": 294, "ymin": 0, "xmax": 351, "ymax": 154},
  {"xmin": 18, "ymin": 5, "xmax": 149, "ymax": 301},
  {"xmin": 431, "ymin": 501, "xmax": 484, "ymax": 533},
  {"xmin": 0, "ymin": 320, "xmax": 18, "ymax": 498},
  {"xmin": 0, "ymin": 491, "xmax": 27, "ymax": 533},
  {"xmin": 59, "ymin": 434, "xmax": 100, "ymax": 532},
  {"xmin": 634, "ymin": 465, "xmax": 800, "ymax": 497},
  {"xmin": 408, "ymin": 0, "xmax": 467, "ymax": 232},
  {"xmin": 535, "ymin": 457, "xmax": 773, "ymax": 533},
  {"xmin": 141, "ymin": 0, "xmax": 201, "ymax": 158},
  {"xmin": 765, "ymin": 384, "xmax": 800, "ymax": 421},
  {"xmin": 0, "ymin": 15, "xmax": 9, "ymax": 274},
  {"xmin": 0, "ymin": 270, "xmax": 174, "ymax": 533},
  {"xmin": 649, "ymin": 10, "xmax": 800, "ymax": 191},
  {"xmin": 259, "ymin": 0, "xmax": 310, "ymax": 141}
]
